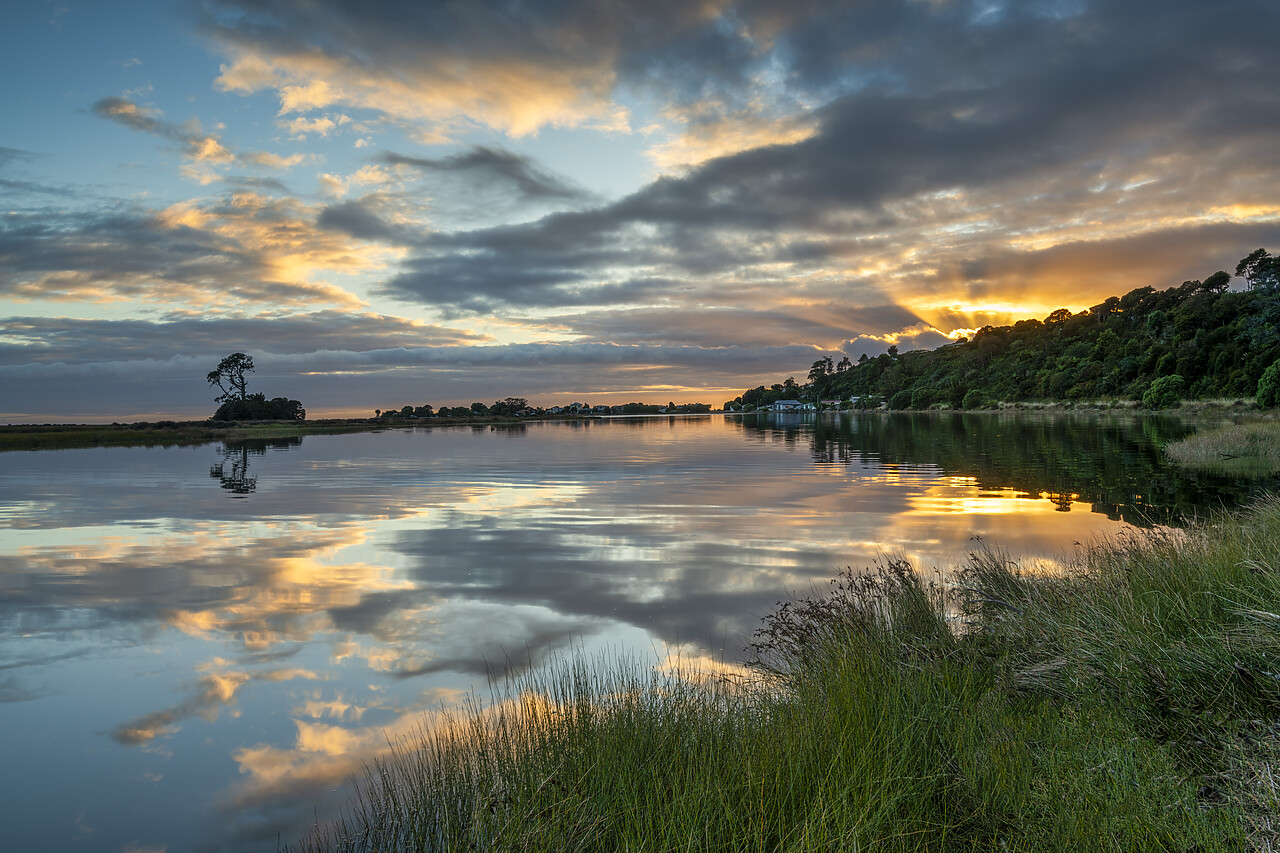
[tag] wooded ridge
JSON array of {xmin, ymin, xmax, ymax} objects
[{"xmin": 729, "ymin": 248, "xmax": 1280, "ymax": 411}]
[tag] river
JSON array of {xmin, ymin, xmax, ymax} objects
[{"xmin": 1, "ymin": 412, "xmax": 1271, "ymax": 852}]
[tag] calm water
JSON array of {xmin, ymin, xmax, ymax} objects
[{"xmin": 1, "ymin": 413, "xmax": 1272, "ymax": 852}]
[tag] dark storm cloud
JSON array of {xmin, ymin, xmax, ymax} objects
[{"xmin": 382, "ymin": 146, "xmax": 589, "ymax": 201}]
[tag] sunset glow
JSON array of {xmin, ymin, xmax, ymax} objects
[{"xmin": 3, "ymin": 1, "xmax": 1279, "ymax": 420}]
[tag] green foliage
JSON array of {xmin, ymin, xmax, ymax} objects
[
  {"xmin": 749, "ymin": 250, "xmax": 1280, "ymax": 408},
  {"xmin": 1257, "ymin": 360, "xmax": 1280, "ymax": 407},
  {"xmin": 1141, "ymin": 374, "xmax": 1185, "ymax": 409},
  {"xmin": 962, "ymin": 388, "xmax": 990, "ymax": 409},
  {"xmin": 213, "ymin": 393, "xmax": 305, "ymax": 421},
  {"xmin": 292, "ymin": 501, "xmax": 1280, "ymax": 852}
]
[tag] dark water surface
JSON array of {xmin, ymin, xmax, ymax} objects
[{"xmin": 1, "ymin": 413, "xmax": 1272, "ymax": 851}]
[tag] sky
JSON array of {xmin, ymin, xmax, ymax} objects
[{"xmin": 3, "ymin": 0, "xmax": 1280, "ymax": 422}]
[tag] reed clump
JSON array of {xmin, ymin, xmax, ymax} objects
[{"xmin": 293, "ymin": 503, "xmax": 1280, "ymax": 852}]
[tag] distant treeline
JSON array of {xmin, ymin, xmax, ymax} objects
[
  {"xmin": 729, "ymin": 248, "xmax": 1280, "ymax": 411},
  {"xmin": 374, "ymin": 397, "xmax": 713, "ymax": 420}
]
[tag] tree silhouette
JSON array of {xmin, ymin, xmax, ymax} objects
[{"xmin": 207, "ymin": 353, "xmax": 255, "ymax": 403}]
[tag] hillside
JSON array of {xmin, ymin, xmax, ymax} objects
[{"xmin": 732, "ymin": 249, "xmax": 1280, "ymax": 410}]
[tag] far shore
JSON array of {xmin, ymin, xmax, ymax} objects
[
  {"xmin": 3, "ymin": 399, "xmax": 1271, "ymax": 452},
  {"xmin": 0, "ymin": 413, "xmax": 714, "ymax": 452}
]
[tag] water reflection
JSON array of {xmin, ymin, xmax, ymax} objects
[
  {"xmin": 210, "ymin": 438, "xmax": 303, "ymax": 495},
  {"xmin": 738, "ymin": 411, "xmax": 1277, "ymax": 526},
  {"xmin": 1, "ymin": 415, "xmax": 1269, "ymax": 852}
]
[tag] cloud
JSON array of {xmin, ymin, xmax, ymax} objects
[
  {"xmin": 0, "ymin": 312, "xmax": 489, "ymax": 366},
  {"xmin": 0, "ymin": 192, "xmax": 393, "ymax": 307},
  {"xmin": 0, "ymin": 145, "xmax": 36, "ymax": 167},
  {"xmin": 365, "ymin": 0, "xmax": 1280, "ymax": 321},
  {"xmin": 91, "ymin": 96, "xmax": 306, "ymax": 175},
  {"xmin": 382, "ymin": 146, "xmax": 589, "ymax": 201},
  {"xmin": 203, "ymin": 0, "xmax": 647, "ymax": 139},
  {"xmin": 280, "ymin": 113, "xmax": 351, "ymax": 138},
  {"xmin": 6, "ymin": 0, "xmax": 1280, "ymax": 423}
]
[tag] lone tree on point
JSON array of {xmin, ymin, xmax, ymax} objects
[{"xmin": 207, "ymin": 353, "xmax": 255, "ymax": 402}]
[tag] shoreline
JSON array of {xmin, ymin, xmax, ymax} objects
[{"xmin": 3, "ymin": 401, "xmax": 1268, "ymax": 452}]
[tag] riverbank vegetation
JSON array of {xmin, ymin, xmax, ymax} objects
[
  {"xmin": 1165, "ymin": 417, "xmax": 1280, "ymax": 477},
  {"xmin": 0, "ymin": 420, "xmax": 377, "ymax": 452},
  {"xmin": 372, "ymin": 398, "xmax": 714, "ymax": 420},
  {"xmin": 731, "ymin": 248, "xmax": 1280, "ymax": 413},
  {"xmin": 293, "ymin": 501, "xmax": 1280, "ymax": 852}
]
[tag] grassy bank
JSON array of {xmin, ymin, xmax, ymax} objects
[
  {"xmin": 292, "ymin": 503, "xmax": 1280, "ymax": 852},
  {"xmin": 0, "ymin": 417, "xmax": 560, "ymax": 451},
  {"xmin": 0, "ymin": 420, "xmax": 388, "ymax": 451},
  {"xmin": 1165, "ymin": 417, "xmax": 1280, "ymax": 476}
]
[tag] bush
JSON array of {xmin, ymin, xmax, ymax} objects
[
  {"xmin": 1142, "ymin": 374, "xmax": 1185, "ymax": 409},
  {"xmin": 213, "ymin": 393, "xmax": 306, "ymax": 421},
  {"xmin": 910, "ymin": 386, "xmax": 939, "ymax": 409},
  {"xmin": 1256, "ymin": 360, "xmax": 1280, "ymax": 407},
  {"xmin": 888, "ymin": 390, "xmax": 913, "ymax": 410},
  {"xmin": 962, "ymin": 388, "xmax": 989, "ymax": 409}
]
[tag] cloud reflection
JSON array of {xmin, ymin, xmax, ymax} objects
[
  {"xmin": 111, "ymin": 666, "xmax": 317, "ymax": 746},
  {"xmin": 6, "ymin": 417, "xmax": 1261, "ymax": 852}
]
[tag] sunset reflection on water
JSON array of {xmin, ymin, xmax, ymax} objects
[{"xmin": 1, "ymin": 414, "xmax": 1272, "ymax": 851}]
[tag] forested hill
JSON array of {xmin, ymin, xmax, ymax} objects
[{"xmin": 731, "ymin": 249, "xmax": 1280, "ymax": 411}]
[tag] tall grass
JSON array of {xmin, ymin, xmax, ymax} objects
[
  {"xmin": 1164, "ymin": 419, "xmax": 1280, "ymax": 476},
  {"xmin": 292, "ymin": 504, "xmax": 1280, "ymax": 852}
]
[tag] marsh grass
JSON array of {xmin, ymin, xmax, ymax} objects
[
  {"xmin": 0, "ymin": 420, "xmax": 382, "ymax": 451},
  {"xmin": 292, "ymin": 504, "xmax": 1280, "ymax": 853},
  {"xmin": 1165, "ymin": 419, "xmax": 1280, "ymax": 476}
]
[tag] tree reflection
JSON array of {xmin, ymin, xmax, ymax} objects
[
  {"xmin": 209, "ymin": 438, "xmax": 303, "ymax": 495},
  {"xmin": 735, "ymin": 411, "xmax": 1280, "ymax": 527}
]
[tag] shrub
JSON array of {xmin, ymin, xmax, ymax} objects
[
  {"xmin": 888, "ymin": 390, "xmax": 913, "ymax": 409},
  {"xmin": 1256, "ymin": 360, "xmax": 1280, "ymax": 407},
  {"xmin": 910, "ymin": 386, "xmax": 939, "ymax": 409},
  {"xmin": 962, "ymin": 388, "xmax": 989, "ymax": 409},
  {"xmin": 1142, "ymin": 374, "xmax": 1185, "ymax": 409}
]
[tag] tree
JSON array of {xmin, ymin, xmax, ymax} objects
[
  {"xmin": 1236, "ymin": 249, "xmax": 1280, "ymax": 290},
  {"xmin": 1202, "ymin": 271, "xmax": 1231, "ymax": 293},
  {"xmin": 808, "ymin": 357, "xmax": 834, "ymax": 384},
  {"xmin": 207, "ymin": 353, "xmax": 255, "ymax": 402}
]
